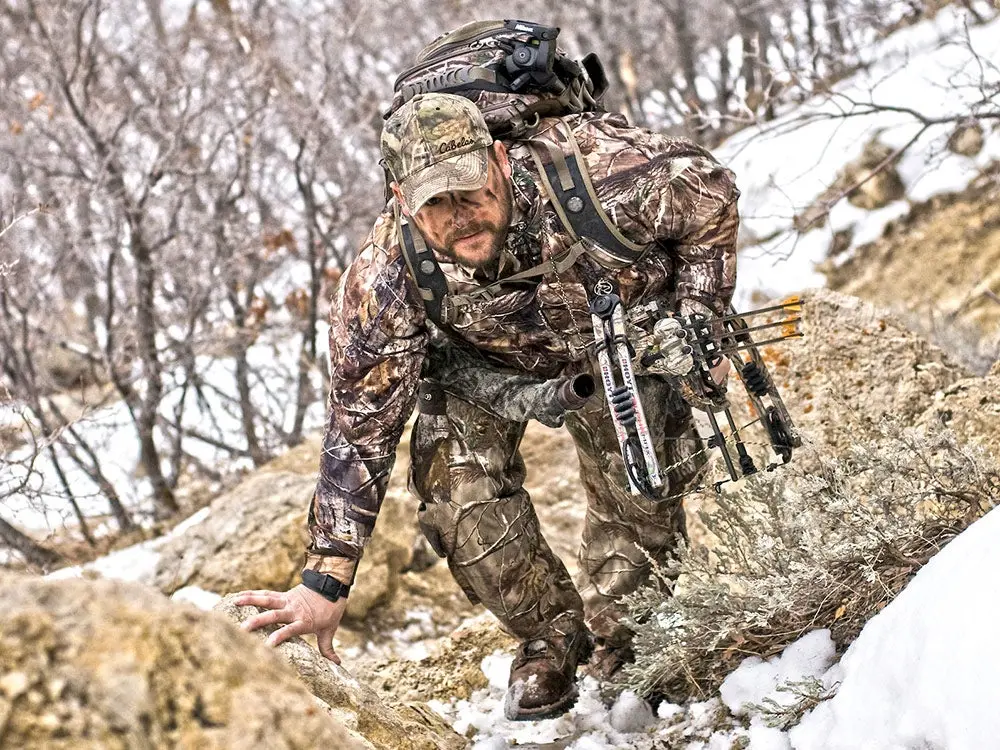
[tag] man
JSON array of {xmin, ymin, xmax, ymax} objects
[{"xmin": 236, "ymin": 92, "xmax": 738, "ymax": 720}]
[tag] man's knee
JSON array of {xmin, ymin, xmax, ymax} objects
[{"xmin": 581, "ymin": 541, "xmax": 649, "ymax": 598}]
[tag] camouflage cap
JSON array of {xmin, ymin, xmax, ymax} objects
[{"xmin": 381, "ymin": 93, "xmax": 493, "ymax": 214}]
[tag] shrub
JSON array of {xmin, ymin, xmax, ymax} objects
[{"xmin": 622, "ymin": 416, "xmax": 1000, "ymax": 701}]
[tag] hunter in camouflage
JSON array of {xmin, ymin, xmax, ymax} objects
[{"xmin": 239, "ymin": 92, "xmax": 738, "ymax": 720}]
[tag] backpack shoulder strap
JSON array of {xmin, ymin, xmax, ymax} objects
[
  {"xmin": 396, "ymin": 200, "xmax": 595, "ymax": 327},
  {"xmin": 526, "ymin": 118, "xmax": 647, "ymax": 269},
  {"xmin": 395, "ymin": 204, "xmax": 453, "ymax": 326}
]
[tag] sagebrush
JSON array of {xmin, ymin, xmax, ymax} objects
[{"xmin": 622, "ymin": 416, "xmax": 1000, "ymax": 701}]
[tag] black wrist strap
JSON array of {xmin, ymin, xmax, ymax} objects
[{"xmin": 301, "ymin": 570, "xmax": 351, "ymax": 602}]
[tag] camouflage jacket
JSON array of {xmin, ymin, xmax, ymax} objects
[{"xmin": 306, "ymin": 111, "xmax": 739, "ymax": 566}]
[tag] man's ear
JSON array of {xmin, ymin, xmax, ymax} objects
[
  {"xmin": 492, "ymin": 141, "xmax": 511, "ymax": 179},
  {"xmin": 389, "ymin": 182, "xmax": 412, "ymax": 217}
]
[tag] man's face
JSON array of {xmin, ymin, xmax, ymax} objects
[{"xmin": 394, "ymin": 142, "xmax": 513, "ymax": 272}]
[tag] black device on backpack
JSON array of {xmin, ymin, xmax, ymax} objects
[{"xmin": 387, "ymin": 19, "xmax": 608, "ymax": 139}]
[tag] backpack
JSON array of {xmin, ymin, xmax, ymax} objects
[
  {"xmin": 387, "ymin": 19, "xmax": 608, "ymax": 139},
  {"xmin": 388, "ymin": 20, "xmax": 645, "ymax": 327}
]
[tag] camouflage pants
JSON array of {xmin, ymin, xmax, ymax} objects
[{"xmin": 408, "ymin": 362, "xmax": 706, "ymax": 647}]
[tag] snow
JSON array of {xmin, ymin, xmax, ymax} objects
[
  {"xmin": 45, "ymin": 506, "xmax": 210, "ymax": 585},
  {"xmin": 722, "ymin": 4, "xmax": 1000, "ymax": 308},
  {"xmin": 432, "ymin": 650, "xmax": 747, "ymax": 748},
  {"xmin": 789, "ymin": 505, "xmax": 1000, "ymax": 750},
  {"xmin": 609, "ymin": 690, "xmax": 655, "ymax": 733},
  {"xmin": 1, "ymin": 325, "xmax": 327, "ymax": 542},
  {"xmin": 171, "ymin": 586, "xmax": 223, "ymax": 610},
  {"xmin": 434, "ymin": 500, "xmax": 1000, "ymax": 748},
  {"xmin": 388, "ymin": 608, "xmax": 439, "ymax": 661},
  {"xmin": 45, "ymin": 535, "xmax": 162, "ymax": 584},
  {"xmin": 719, "ymin": 629, "xmax": 837, "ymax": 717}
]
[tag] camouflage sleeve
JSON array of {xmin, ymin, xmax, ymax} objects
[
  {"xmin": 308, "ymin": 210, "xmax": 428, "ymax": 562},
  {"xmin": 597, "ymin": 138, "xmax": 740, "ymax": 318},
  {"xmin": 426, "ymin": 344, "xmax": 588, "ymax": 428},
  {"xmin": 665, "ymin": 156, "xmax": 740, "ymax": 318}
]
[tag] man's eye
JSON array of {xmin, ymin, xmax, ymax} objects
[{"xmin": 425, "ymin": 196, "xmax": 442, "ymax": 207}]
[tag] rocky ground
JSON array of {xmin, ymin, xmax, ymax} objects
[
  {"xmin": 318, "ymin": 165, "xmax": 1000, "ymax": 732},
  {"xmin": 2, "ymin": 297, "xmax": 997, "ymax": 748}
]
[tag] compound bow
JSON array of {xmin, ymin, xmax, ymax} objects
[{"xmin": 589, "ymin": 289, "xmax": 803, "ymax": 500}]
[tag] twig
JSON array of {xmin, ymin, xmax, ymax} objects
[
  {"xmin": 798, "ymin": 123, "xmax": 929, "ymax": 231},
  {"xmin": 0, "ymin": 205, "xmax": 49, "ymax": 243}
]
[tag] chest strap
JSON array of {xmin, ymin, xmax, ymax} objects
[
  {"xmin": 397, "ymin": 208, "xmax": 452, "ymax": 325},
  {"xmin": 398, "ymin": 203, "xmax": 594, "ymax": 326}
]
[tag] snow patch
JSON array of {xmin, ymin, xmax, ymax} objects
[
  {"xmin": 789, "ymin": 506, "xmax": 1000, "ymax": 749},
  {"xmin": 720, "ymin": 629, "xmax": 837, "ymax": 717},
  {"xmin": 724, "ymin": 7, "xmax": 1000, "ymax": 308},
  {"xmin": 44, "ymin": 506, "xmax": 210, "ymax": 585},
  {"xmin": 171, "ymin": 586, "xmax": 222, "ymax": 610}
]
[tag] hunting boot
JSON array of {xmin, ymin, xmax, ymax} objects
[
  {"xmin": 585, "ymin": 642, "xmax": 636, "ymax": 684},
  {"xmin": 581, "ymin": 641, "xmax": 638, "ymax": 705},
  {"xmin": 504, "ymin": 628, "xmax": 594, "ymax": 721}
]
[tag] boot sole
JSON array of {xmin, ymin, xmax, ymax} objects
[{"xmin": 504, "ymin": 683, "xmax": 579, "ymax": 722}]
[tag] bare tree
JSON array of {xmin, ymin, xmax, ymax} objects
[
  {"xmin": 1, "ymin": 213, "xmax": 65, "ymax": 571},
  {"xmin": 0, "ymin": 0, "xmax": 395, "ymax": 557}
]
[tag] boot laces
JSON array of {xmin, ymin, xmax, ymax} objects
[{"xmin": 522, "ymin": 639, "xmax": 550, "ymax": 658}]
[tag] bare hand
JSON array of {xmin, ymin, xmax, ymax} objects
[
  {"xmin": 709, "ymin": 358, "xmax": 731, "ymax": 385},
  {"xmin": 234, "ymin": 584, "xmax": 349, "ymax": 664}
]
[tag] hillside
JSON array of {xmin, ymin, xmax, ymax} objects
[
  {"xmin": 823, "ymin": 163, "xmax": 1000, "ymax": 371},
  {"xmin": 19, "ymin": 287, "xmax": 997, "ymax": 748},
  {"xmin": 2, "ymin": 3, "xmax": 999, "ymax": 749}
]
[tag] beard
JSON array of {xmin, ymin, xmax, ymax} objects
[{"xmin": 437, "ymin": 180, "xmax": 514, "ymax": 276}]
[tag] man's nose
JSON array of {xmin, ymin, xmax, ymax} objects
[{"xmin": 450, "ymin": 194, "xmax": 479, "ymax": 223}]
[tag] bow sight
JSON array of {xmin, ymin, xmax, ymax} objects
[{"xmin": 590, "ymin": 292, "xmax": 804, "ymax": 500}]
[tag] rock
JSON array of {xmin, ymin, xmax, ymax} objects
[
  {"xmin": 366, "ymin": 613, "xmax": 518, "ymax": 704},
  {"xmin": 152, "ymin": 471, "xmax": 315, "ymax": 595},
  {"xmin": 821, "ymin": 163, "xmax": 1000, "ymax": 370},
  {"xmin": 0, "ymin": 572, "xmax": 365, "ymax": 749},
  {"xmin": 916, "ymin": 371, "xmax": 1000, "ymax": 465},
  {"xmin": 152, "ymin": 448, "xmax": 419, "ymax": 624},
  {"xmin": 0, "ymin": 672, "xmax": 29, "ymax": 700},
  {"xmin": 842, "ymin": 138, "xmax": 906, "ymax": 210},
  {"xmin": 794, "ymin": 185, "xmax": 837, "ymax": 232},
  {"xmin": 258, "ymin": 434, "xmax": 324, "ymax": 475},
  {"xmin": 947, "ymin": 119, "xmax": 985, "ymax": 157},
  {"xmin": 757, "ymin": 289, "xmax": 968, "ymax": 463},
  {"xmin": 342, "ymin": 483, "xmax": 416, "ymax": 623},
  {"xmin": 215, "ymin": 595, "xmax": 467, "ymax": 750},
  {"xmin": 828, "ymin": 226, "xmax": 854, "ymax": 258},
  {"xmin": 794, "ymin": 139, "xmax": 906, "ymax": 231}
]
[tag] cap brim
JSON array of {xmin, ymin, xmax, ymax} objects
[{"xmin": 400, "ymin": 148, "xmax": 490, "ymax": 214}]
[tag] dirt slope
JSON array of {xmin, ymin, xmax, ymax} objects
[{"xmin": 822, "ymin": 164, "xmax": 1000, "ymax": 371}]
